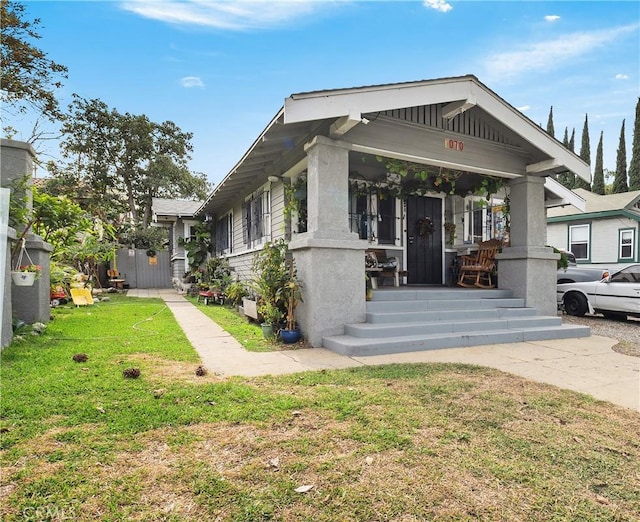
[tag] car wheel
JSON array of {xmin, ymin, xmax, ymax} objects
[
  {"xmin": 601, "ymin": 311, "xmax": 628, "ymax": 321},
  {"xmin": 563, "ymin": 292, "xmax": 588, "ymax": 316}
]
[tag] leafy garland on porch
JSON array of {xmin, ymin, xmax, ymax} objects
[
  {"xmin": 348, "ymin": 156, "xmax": 507, "ymax": 201},
  {"xmin": 282, "ymin": 158, "xmax": 509, "ymax": 235}
]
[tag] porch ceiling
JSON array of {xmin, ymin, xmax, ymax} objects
[{"xmin": 197, "ymin": 75, "xmax": 589, "ymax": 218}]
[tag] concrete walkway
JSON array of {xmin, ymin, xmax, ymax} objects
[{"xmin": 129, "ymin": 289, "xmax": 639, "ymax": 412}]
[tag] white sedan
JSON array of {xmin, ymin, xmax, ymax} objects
[{"xmin": 557, "ymin": 264, "xmax": 640, "ymax": 320}]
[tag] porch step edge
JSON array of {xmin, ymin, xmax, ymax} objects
[
  {"xmin": 366, "ymin": 307, "xmax": 538, "ymax": 324},
  {"xmin": 346, "ymin": 317, "xmax": 562, "ymax": 338},
  {"xmin": 322, "ymin": 325, "xmax": 591, "ymax": 356},
  {"xmin": 366, "ymin": 298, "xmax": 526, "ymax": 313},
  {"xmin": 370, "ymin": 288, "xmax": 513, "ymax": 301}
]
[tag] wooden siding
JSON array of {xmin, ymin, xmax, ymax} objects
[
  {"xmin": 218, "ymin": 180, "xmax": 293, "ymax": 286},
  {"xmin": 547, "ymin": 217, "xmax": 639, "ymax": 265},
  {"xmin": 546, "ymin": 223, "xmax": 568, "ymax": 253},
  {"xmin": 379, "ymin": 106, "xmax": 521, "ymax": 147},
  {"xmin": 171, "ymin": 257, "xmax": 187, "ymax": 279},
  {"xmin": 231, "ymin": 201, "xmax": 246, "ymax": 254},
  {"xmin": 226, "ymin": 251, "xmax": 255, "ymax": 283},
  {"xmin": 591, "ymin": 217, "xmax": 638, "ymax": 264}
]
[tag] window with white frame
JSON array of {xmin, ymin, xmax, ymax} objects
[
  {"xmin": 242, "ymin": 189, "xmax": 270, "ymax": 246},
  {"xmin": 185, "ymin": 223, "xmax": 197, "ymax": 243},
  {"xmin": 216, "ymin": 212, "xmax": 233, "ymax": 255},
  {"xmin": 619, "ymin": 228, "xmax": 635, "ymax": 260},
  {"xmin": 459, "ymin": 196, "xmax": 507, "ymax": 244},
  {"xmin": 569, "ymin": 224, "xmax": 590, "ymax": 260}
]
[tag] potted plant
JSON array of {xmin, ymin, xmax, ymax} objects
[
  {"xmin": 12, "ymin": 263, "xmax": 42, "ymax": 286},
  {"xmin": 251, "ymin": 240, "xmax": 289, "ymax": 335},
  {"xmin": 258, "ymin": 300, "xmax": 283, "ymax": 339},
  {"xmin": 280, "ymin": 258, "xmax": 302, "ymax": 344}
]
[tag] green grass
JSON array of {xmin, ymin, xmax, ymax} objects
[
  {"xmin": 185, "ymin": 295, "xmax": 288, "ymax": 352},
  {"xmin": 1, "ymin": 294, "xmax": 639, "ymax": 521}
]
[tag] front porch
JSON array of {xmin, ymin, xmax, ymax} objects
[
  {"xmin": 323, "ymin": 286, "xmax": 590, "ymax": 356},
  {"xmin": 197, "ymin": 76, "xmax": 591, "ymax": 348}
]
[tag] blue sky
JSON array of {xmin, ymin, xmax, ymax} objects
[{"xmin": 8, "ymin": 0, "xmax": 640, "ymax": 185}]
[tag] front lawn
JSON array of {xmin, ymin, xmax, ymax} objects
[{"xmin": 1, "ymin": 295, "xmax": 638, "ymax": 521}]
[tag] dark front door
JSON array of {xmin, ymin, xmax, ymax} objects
[{"xmin": 406, "ymin": 195, "xmax": 442, "ymax": 284}]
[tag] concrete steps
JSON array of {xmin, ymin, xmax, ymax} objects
[{"xmin": 323, "ymin": 287, "xmax": 590, "ymax": 356}]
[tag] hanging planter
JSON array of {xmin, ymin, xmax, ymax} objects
[
  {"xmin": 12, "ymin": 271, "xmax": 36, "ymax": 286},
  {"xmin": 11, "ymin": 239, "xmax": 42, "ymax": 287}
]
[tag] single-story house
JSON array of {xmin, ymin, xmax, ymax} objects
[
  {"xmin": 196, "ymin": 75, "xmax": 591, "ymax": 349},
  {"xmin": 547, "ymin": 188, "xmax": 640, "ymax": 269},
  {"xmin": 151, "ymin": 197, "xmax": 203, "ymax": 279}
]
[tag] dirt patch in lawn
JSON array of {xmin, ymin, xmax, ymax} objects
[{"xmin": 121, "ymin": 353, "xmax": 224, "ymax": 383}]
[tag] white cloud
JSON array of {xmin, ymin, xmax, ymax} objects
[
  {"xmin": 544, "ymin": 15, "xmax": 560, "ymax": 23},
  {"xmin": 181, "ymin": 76, "xmax": 205, "ymax": 88},
  {"xmin": 483, "ymin": 24, "xmax": 639, "ymax": 82},
  {"xmin": 516, "ymin": 105, "xmax": 530, "ymax": 112},
  {"xmin": 423, "ymin": 0, "xmax": 453, "ymax": 13},
  {"xmin": 121, "ymin": 0, "xmax": 322, "ymax": 30},
  {"xmin": 615, "ymin": 73, "xmax": 629, "ymax": 79}
]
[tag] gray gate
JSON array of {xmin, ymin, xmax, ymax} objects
[{"xmin": 115, "ymin": 248, "xmax": 172, "ymax": 289}]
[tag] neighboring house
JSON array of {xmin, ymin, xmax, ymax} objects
[
  {"xmin": 152, "ymin": 198, "xmax": 203, "ymax": 279},
  {"xmin": 196, "ymin": 75, "xmax": 590, "ymax": 347},
  {"xmin": 547, "ymin": 188, "xmax": 640, "ymax": 269}
]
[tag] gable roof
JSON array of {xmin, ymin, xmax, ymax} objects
[
  {"xmin": 547, "ymin": 189, "xmax": 640, "ymax": 222},
  {"xmin": 152, "ymin": 198, "xmax": 202, "ymax": 219},
  {"xmin": 198, "ymin": 75, "xmax": 590, "ymax": 216}
]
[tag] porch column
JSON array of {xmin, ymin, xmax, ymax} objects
[
  {"xmin": 289, "ymin": 136, "xmax": 366, "ymax": 347},
  {"xmin": 496, "ymin": 176, "xmax": 559, "ymax": 316}
]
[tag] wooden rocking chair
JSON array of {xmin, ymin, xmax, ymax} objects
[{"xmin": 457, "ymin": 239, "xmax": 502, "ymax": 289}]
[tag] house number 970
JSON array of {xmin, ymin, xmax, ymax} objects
[{"xmin": 444, "ymin": 139, "xmax": 464, "ymax": 151}]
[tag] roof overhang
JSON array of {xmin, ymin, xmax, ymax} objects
[
  {"xmin": 544, "ymin": 178, "xmax": 586, "ymax": 211},
  {"xmin": 198, "ymin": 75, "xmax": 591, "ymax": 217},
  {"xmin": 285, "ymin": 76, "xmax": 590, "ymax": 181}
]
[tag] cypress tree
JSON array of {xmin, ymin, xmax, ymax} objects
[
  {"xmin": 558, "ymin": 128, "xmax": 570, "ymax": 187},
  {"xmin": 592, "ymin": 131, "xmax": 605, "ymax": 195},
  {"xmin": 546, "ymin": 106, "xmax": 555, "ymax": 137},
  {"xmin": 566, "ymin": 128, "xmax": 576, "ymax": 188},
  {"xmin": 575, "ymin": 114, "xmax": 592, "ymax": 190},
  {"xmin": 612, "ymin": 120, "xmax": 628, "ymax": 193},
  {"xmin": 569, "ymin": 128, "xmax": 575, "ymax": 152},
  {"xmin": 629, "ymin": 98, "xmax": 640, "ymax": 190}
]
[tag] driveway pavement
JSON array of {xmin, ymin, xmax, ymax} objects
[{"xmin": 128, "ymin": 288, "xmax": 640, "ymax": 412}]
